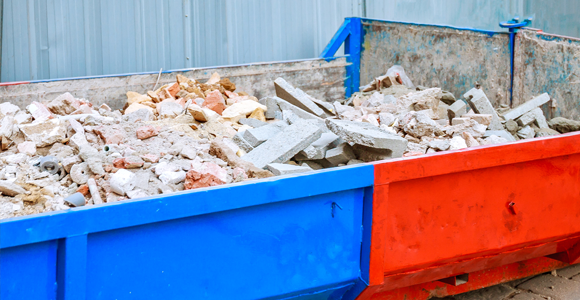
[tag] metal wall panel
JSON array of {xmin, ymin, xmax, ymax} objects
[
  {"xmin": 2, "ymin": 0, "xmax": 579, "ymax": 82},
  {"xmin": 0, "ymin": 0, "xmax": 363, "ymax": 82},
  {"xmin": 365, "ymin": 0, "xmax": 524, "ymax": 32}
]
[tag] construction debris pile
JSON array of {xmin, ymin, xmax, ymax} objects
[
  {"xmin": 1, "ymin": 67, "xmax": 580, "ymax": 219},
  {"xmin": 332, "ymin": 66, "xmax": 579, "ymax": 157}
]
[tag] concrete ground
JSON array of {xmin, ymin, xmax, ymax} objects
[{"xmin": 437, "ymin": 264, "xmax": 580, "ymax": 300}]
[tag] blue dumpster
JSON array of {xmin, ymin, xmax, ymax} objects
[{"xmin": 0, "ymin": 166, "xmax": 374, "ymax": 300}]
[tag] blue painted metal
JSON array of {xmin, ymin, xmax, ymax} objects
[
  {"xmin": 361, "ymin": 17, "xmax": 504, "ymax": 37},
  {"xmin": 345, "ymin": 18, "xmax": 363, "ymax": 98},
  {"xmin": 0, "ymin": 165, "xmax": 374, "ymax": 300},
  {"xmin": 320, "ymin": 17, "xmax": 363, "ymax": 98},
  {"xmin": 0, "ymin": 241, "xmax": 58, "ymax": 300},
  {"xmin": 499, "ymin": 17, "xmax": 533, "ymax": 106},
  {"xmin": 57, "ymin": 235, "xmax": 87, "ymax": 300},
  {"xmin": 320, "ymin": 19, "xmax": 351, "ymax": 59}
]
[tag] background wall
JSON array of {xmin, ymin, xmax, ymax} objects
[{"xmin": 1, "ymin": 0, "xmax": 579, "ymax": 82}]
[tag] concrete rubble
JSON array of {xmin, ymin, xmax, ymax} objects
[{"xmin": 1, "ymin": 67, "xmax": 579, "ymax": 220}]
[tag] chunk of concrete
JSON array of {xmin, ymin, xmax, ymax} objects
[
  {"xmin": 428, "ymin": 139, "xmax": 450, "ymax": 151},
  {"xmin": 242, "ymin": 119, "xmax": 323, "ymax": 169},
  {"xmin": 483, "ymin": 130, "xmax": 516, "ymax": 142},
  {"xmin": 110, "ymin": 169, "xmax": 136, "ymax": 196},
  {"xmin": 309, "ymin": 96, "xmax": 335, "ymax": 116},
  {"xmin": 505, "ymin": 119, "xmax": 519, "ymax": 133},
  {"xmin": 258, "ymin": 96, "xmax": 282, "ymax": 119},
  {"xmin": 483, "ymin": 135, "xmax": 509, "ymax": 145},
  {"xmin": 232, "ymin": 132, "xmax": 254, "ymax": 153},
  {"xmin": 535, "ymin": 128, "xmax": 560, "ymax": 137},
  {"xmin": 517, "ymin": 107, "xmax": 549, "ymax": 128},
  {"xmin": 325, "ymin": 143, "xmax": 356, "ymax": 166},
  {"xmin": 274, "ymin": 78, "xmax": 325, "ymax": 118},
  {"xmin": 19, "ymin": 119, "xmax": 67, "ymax": 147},
  {"xmin": 238, "ymin": 118, "xmax": 268, "ymax": 128},
  {"xmin": 452, "ymin": 117, "xmax": 469, "ymax": 125},
  {"xmin": 326, "ymin": 119, "xmax": 408, "ymax": 158},
  {"xmin": 517, "ymin": 125, "xmax": 535, "ymax": 139},
  {"xmin": 270, "ymin": 97, "xmax": 327, "ymax": 132},
  {"xmin": 549, "ymin": 117, "xmax": 580, "ymax": 133},
  {"xmin": 266, "ymin": 163, "xmax": 313, "ymax": 176},
  {"xmin": 437, "ymin": 101, "xmax": 450, "ymax": 120},
  {"xmin": 449, "ymin": 136, "xmax": 467, "ymax": 150},
  {"xmin": 296, "ymin": 132, "xmax": 340, "ymax": 160},
  {"xmin": 448, "ymin": 100, "xmax": 467, "ymax": 117},
  {"xmin": 379, "ymin": 113, "xmax": 396, "ymax": 126},
  {"xmin": 0, "ymin": 102, "xmax": 20, "ymax": 118},
  {"xmin": 502, "ymin": 93, "xmax": 550, "ymax": 121},
  {"xmin": 222, "ymin": 100, "xmax": 268, "ymax": 122},
  {"xmin": 243, "ymin": 123, "xmax": 285, "ymax": 147},
  {"xmin": 463, "ymin": 88, "xmax": 503, "ymax": 130},
  {"xmin": 46, "ymin": 92, "xmax": 80, "ymax": 115},
  {"xmin": 158, "ymin": 100, "xmax": 183, "ymax": 118},
  {"xmin": 466, "ymin": 114, "xmax": 492, "ymax": 126}
]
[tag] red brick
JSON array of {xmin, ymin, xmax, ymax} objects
[
  {"xmin": 135, "ymin": 126, "xmax": 159, "ymax": 140},
  {"xmin": 202, "ymin": 90, "xmax": 226, "ymax": 115}
]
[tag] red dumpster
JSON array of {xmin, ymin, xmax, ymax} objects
[{"xmin": 359, "ymin": 132, "xmax": 580, "ymax": 299}]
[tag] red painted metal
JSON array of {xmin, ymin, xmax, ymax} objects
[
  {"xmin": 357, "ymin": 257, "xmax": 571, "ymax": 300},
  {"xmin": 0, "ymin": 81, "xmax": 29, "ymax": 87},
  {"xmin": 364, "ymin": 132, "xmax": 580, "ymax": 297}
]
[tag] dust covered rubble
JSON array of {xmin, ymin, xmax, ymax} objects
[
  {"xmin": 1, "ymin": 67, "xmax": 579, "ymax": 220},
  {"xmin": 0, "ymin": 73, "xmax": 271, "ymax": 219}
]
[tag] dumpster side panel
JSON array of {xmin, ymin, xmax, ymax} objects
[
  {"xmin": 369, "ymin": 132, "xmax": 580, "ymax": 290},
  {"xmin": 513, "ymin": 29, "xmax": 580, "ymax": 120},
  {"xmin": 0, "ymin": 57, "xmax": 347, "ymax": 110},
  {"xmin": 359, "ymin": 19, "xmax": 511, "ymax": 107},
  {"xmin": 0, "ymin": 241, "xmax": 58, "ymax": 300},
  {"xmin": 358, "ymin": 257, "xmax": 571, "ymax": 300},
  {"xmin": 85, "ymin": 190, "xmax": 363, "ymax": 300},
  {"xmin": 0, "ymin": 165, "xmax": 374, "ymax": 300}
]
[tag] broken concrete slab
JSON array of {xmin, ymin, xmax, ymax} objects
[
  {"xmin": 295, "ymin": 132, "xmax": 340, "ymax": 160},
  {"xmin": 503, "ymin": 93, "xmax": 551, "ymax": 121},
  {"xmin": 464, "ymin": 88, "xmax": 503, "ymax": 130},
  {"xmin": 232, "ymin": 132, "xmax": 255, "ymax": 153},
  {"xmin": 242, "ymin": 119, "xmax": 322, "ymax": 169},
  {"xmin": 243, "ymin": 123, "xmax": 285, "ymax": 147},
  {"xmin": 258, "ymin": 96, "xmax": 282, "ymax": 119},
  {"xmin": 326, "ymin": 119, "xmax": 408, "ymax": 158},
  {"xmin": 266, "ymin": 163, "xmax": 313, "ymax": 176},
  {"xmin": 238, "ymin": 118, "xmax": 268, "ymax": 128},
  {"xmin": 209, "ymin": 139, "xmax": 273, "ymax": 179},
  {"xmin": 517, "ymin": 107, "xmax": 549, "ymax": 128},
  {"xmin": 309, "ymin": 96, "xmax": 335, "ymax": 116},
  {"xmin": 325, "ymin": 143, "xmax": 356, "ymax": 166},
  {"xmin": 274, "ymin": 78, "xmax": 325, "ymax": 118}
]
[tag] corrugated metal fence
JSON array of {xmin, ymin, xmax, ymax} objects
[{"xmin": 1, "ymin": 0, "xmax": 579, "ymax": 82}]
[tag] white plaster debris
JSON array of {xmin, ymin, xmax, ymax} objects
[{"xmin": 0, "ymin": 69, "xmax": 576, "ymax": 220}]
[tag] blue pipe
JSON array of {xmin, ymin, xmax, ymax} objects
[{"xmin": 499, "ymin": 17, "xmax": 532, "ymax": 106}]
